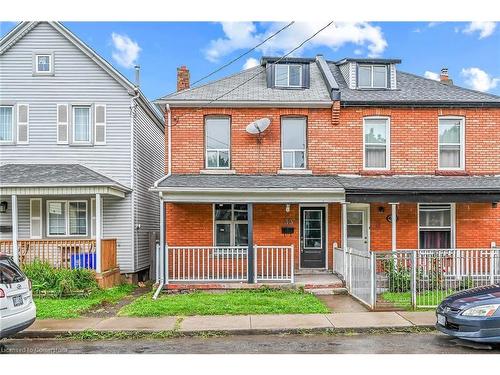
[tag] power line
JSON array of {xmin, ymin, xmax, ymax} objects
[{"xmin": 170, "ymin": 21, "xmax": 335, "ymax": 127}]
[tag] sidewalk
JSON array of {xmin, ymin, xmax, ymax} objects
[{"xmin": 19, "ymin": 311, "xmax": 437, "ymax": 338}]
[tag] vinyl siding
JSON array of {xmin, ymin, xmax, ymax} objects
[
  {"xmin": 0, "ymin": 22, "xmax": 138, "ymax": 271},
  {"xmin": 132, "ymin": 104, "xmax": 164, "ymax": 271}
]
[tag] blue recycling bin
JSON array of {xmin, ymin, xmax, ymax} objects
[{"xmin": 70, "ymin": 253, "xmax": 96, "ymax": 270}]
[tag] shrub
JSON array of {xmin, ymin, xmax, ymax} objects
[
  {"xmin": 384, "ymin": 259, "xmax": 411, "ymax": 293},
  {"xmin": 23, "ymin": 260, "xmax": 98, "ymax": 297}
]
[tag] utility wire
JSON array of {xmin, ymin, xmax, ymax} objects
[{"xmin": 169, "ymin": 21, "xmax": 335, "ymax": 127}]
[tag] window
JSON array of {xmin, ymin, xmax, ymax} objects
[
  {"xmin": 73, "ymin": 106, "xmax": 91, "ymax": 143},
  {"xmin": 36, "ymin": 55, "xmax": 51, "ymax": 72},
  {"xmin": 346, "ymin": 211, "xmax": 363, "ymax": 238},
  {"xmin": 419, "ymin": 204, "xmax": 453, "ymax": 249},
  {"xmin": 205, "ymin": 117, "xmax": 230, "ymax": 169},
  {"xmin": 281, "ymin": 117, "xmax": 306, "ymax": 169},
  {"xmin": 30, "ymin": 198, "xmax": 42, "ymax": 239},
  {"xmin": 47, "ymin": 200, "xmax": 88, "ymax": 237},
  {"xmin": 364, "ymin": 117, "xmax": 390, "ymax": 169},
  {"xmin": 275, "ymin": 64, "xmax": 302, "ymax": 87},
  {"xmin": 358, "ymin": 65, "xmax": 387, "ymax": 88},
  {"xmin": 439, "ymin": 117, "xmax": 464, "ymax": 170},
  {"xmin": 0, "ymin": 106, "xmax": 13, "ymax": 142},
  {"xmin": 214, "ymin": 204, "xmax": 248, "ymax": 247}
]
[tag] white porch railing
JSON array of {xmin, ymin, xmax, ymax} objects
[{"xmin": 254, "ymin": 245, "xmax": 294, "ymax": 283}]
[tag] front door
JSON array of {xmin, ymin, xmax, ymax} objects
[
  {"xmin": 347, "ymin": 205, "xmax": 369, "ymax": 252},
  {"xmin": 300, "ymin": 207, "xmax": 326, "ymax": 268}
]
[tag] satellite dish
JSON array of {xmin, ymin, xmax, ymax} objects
[{"xmin": 246, "ymin": 118, "xmax": 271, "ymax": 135}]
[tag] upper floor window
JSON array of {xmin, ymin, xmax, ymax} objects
[
  {"xmin": 281, "ymin": 117, "xmax": 306, "ymax": 169},
  {"xmin": 0, "ymin": 106, "xmax": 14, "ymax": 142},
  {"xmin": 364, "ymin": 117, "xmax": 390, "ymax": 170},
  {"xmin": 34, "ymin": 53, "xmax": 54, "ymax": 75},
  {"xmin": 205, "ymin": 116, "xmax": 230, "ymax": 169},
  {"xmin": 275, "ymin": 64, "xmax": 302, "ymax": 88},
  {"xmin": 438, "ymin": 117, "xmax": 464, "ymax": 170},
  {"xmin": 73, "ymin": 106, "xmax": 91, "ymax": 143},
  {"xmin": 358, "ymin": 65, "xmax": 387, "ymax": 88}
]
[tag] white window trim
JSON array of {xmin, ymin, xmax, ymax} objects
[
  {"xmin": 46, "ymin": 200, "xmax": 88, "ymax": 237},
  {"xmin": 72, "ymin": 105, "xmax": 92, "ymax": 144},
  {"xmin": 281, "ymin": 117, "xmax": 307, "ymax": 170},
  {"xmin": 29, "ymin": 198, "xmax": 42, "ymax": 239},
  {"xmin": 94, "ymin": 104, "xmax": 106, "ymax": 145},
  {"xmin": 438, "ymin": 116, "xmax": 465, "ymax": 171},
  {"xmin": 275, "ymin": 64, "xmax": 303, "ymax": 88},
  {"xmin": 205, "ymin": 116, "xmax": 231, "ymax": 169},
  {"xmin": 57, "ymin": 103, "xmax": 69, "ymax": 145},
  {"xmin": 90, "ymin": 198, "xmax": 96, "ymax": 239},
  {"xmin": 0, "ymin": 105, "xmax": 14, "ymax": 144},
  {"xmin": 417, "ymin": 203, "xmax": 456, "ymax": 249},
  {"xmin": 363, "ymin": 116, "xmax": 391, "ymax": 170},
  {"xmin": 212, "ymin": 204, "xmax": 248, "ymax": 247},
  {"xmin": 16, "ymin": 103, "xmax": 29, "ymax": 145},
  {"xmin": 358, "ymin": 64, "xmax": 387, "ymax": 89},
  {"xmin": 35, "ymin": 54, "xmax": 53, "ymax": 74}
]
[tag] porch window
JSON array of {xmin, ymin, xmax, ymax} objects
[
  {"xmin": 0, "ymin": 106, "xmax": 13, "ymax": 142},
  {"xmin": 47, "ymin": 200, "xmax": 88, "ymax": 237},
  {"xmin": 281, "ymin": 117, "xmax": 306, "ymax": 169},
  {"xmin": 418, "ymin": 204, "xmax": 453, "ymax": 249},
  {"xmin": 438, "ymin": 117, "xmax": 464, "ymax": 169},
  {"xmin": 364, "ymin": 117, "xmax": 390, "ymax": 169},
  {"xmin": 214, "ymin": 204, "xmax": 248, "ymax": 246},
  {"xmin": 205, "ymin": 117, "xmax": 230, "ymax": 169},
  {"xmin": 73, "ymin": 106, "xmax": 91, "ymax": 143}
]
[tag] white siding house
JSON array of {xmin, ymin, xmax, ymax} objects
[{"xmin": 0, "ymin": 22, "xmax": 164, "ymax": 279}]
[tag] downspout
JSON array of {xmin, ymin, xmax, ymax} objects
[
  {"xmin": 153, "ymin": 103, "xmax": 171, "ymax": 299},
  {"xmin": 130, "ymin": 86, "xmax": 140, "ymax": 275}
]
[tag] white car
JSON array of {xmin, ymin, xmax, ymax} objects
[{"xmin": 0, "ymin": 254, "xmax": 36, "ymax": 339}]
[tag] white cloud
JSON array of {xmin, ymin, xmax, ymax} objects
[
  {"xmin": 242, "ymin": 57, "xmax": 259, "ymax": 70},
  {"xmin": 424, "ymin": 71, "xmax": 440, "ymax": 81},
  {"xmin": 462, "ymin": 22, "xmax": 496, "ymax": 39},
  {"xmin": 204, "ymin": 22, "xmax": 388, "ymax": 62},
  {"xmin": 461, "ymin": 67, "xmax": 500, "ymax": 92},
  {"xmin": 111, "ymin": 32, "xmax": 141, "ymax": 68}
]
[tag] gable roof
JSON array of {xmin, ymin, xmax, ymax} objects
[
  {"xmin": 0, "ymin": 21, "xmax": 164, "ymax": 128},
  {"xmin": 328, "ymin": 62, "xmax": 500, "ymax": 107},
  {"xmin": 155, "ymin": 59, "xmax": 332, "ymax": 108}
]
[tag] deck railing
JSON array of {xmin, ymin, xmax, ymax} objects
[
  {"xmin": 0, "ymin": 239, "xmax": 117, "ymax": 272},
  {"xmin": 163, "ymin": 245, "xmax": 295, "ymax": 283}
]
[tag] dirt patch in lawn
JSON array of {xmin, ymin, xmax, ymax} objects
[{"xmin": 83, "ymin": 284, "xmax": 150, "ymax": 318}]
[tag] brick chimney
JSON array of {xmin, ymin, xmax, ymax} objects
[
  {"xmin": 440, "ymin": 68, "xmax": 453, "ymax": 85},
  {"xmin": 177, "ymin": 66, "xmax": 190, "ymax": 91}
]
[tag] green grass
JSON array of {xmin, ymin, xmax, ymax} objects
[
  {"xmin": 118, "ymin": 288, "xmax": 329, "ymax": 317},
  {"xmin": 381, "ymin": 289, "xmax": 454, "ymax": 309},
  {"xmin": 35, "ymin": 284, "xmax": 135, "ymax": 319}
]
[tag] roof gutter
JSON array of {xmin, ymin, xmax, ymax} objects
[
  {"xmin": 341, "ymin": 101, "xmax": 500, "ymax": 108},
  {"xmin": 153, "ymin": 100, "xmax": 333, "ymax": 108}
]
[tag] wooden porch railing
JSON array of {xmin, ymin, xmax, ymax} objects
[{"xmin": 0, "ymin": 238, "xmax": 117, "ymax": 272}]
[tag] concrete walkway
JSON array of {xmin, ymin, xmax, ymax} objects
[{"xmin": 20, "ymin": 311, "xmax": 437, "ymax": 338}]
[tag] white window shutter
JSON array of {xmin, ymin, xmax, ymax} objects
[
  {"xmin": 57, "ymin": 104, "xmax": 68, "ymax": 144},
  {"xmin": 91, "ymin": 198, "xmax": 96, "ymax": 238},
  {"xmin": 94, "ymin": 104, "xmax": 106, "ymax": 144},
  {"xmin": 30, "ymin": 198, "xmax": 42, "ymax": 239},
  {"xmin": 17, "ymin": 104, "xmax": 29, "ymax": 144}
]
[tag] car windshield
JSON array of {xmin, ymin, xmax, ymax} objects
[{"xmin": 0, "ymin": 257, "xmax": 26, "ymax": 284}]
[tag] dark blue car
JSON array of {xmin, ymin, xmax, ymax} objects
[{"xmin": 436, "ymin": 284, "xmax": 500, "ymax": 343}]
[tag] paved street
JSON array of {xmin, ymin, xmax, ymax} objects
[{"xmin": 1, "ymin": 332, "xmax": 499, "ymax": 354}]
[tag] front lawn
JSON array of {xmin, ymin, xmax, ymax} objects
[
  {"xmin": 381, "ymin": 290, "xmax": 453, "ymax": 309},
  {"xmin": 35, "ymin": 284, "xmax": 135, "ymax": 319},
  {"xmin": 118, "ymin": 288, "xmax": 329, "ymax": 316}
]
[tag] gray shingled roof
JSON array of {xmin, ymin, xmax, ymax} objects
[
  {"xmin": 337, "ymin": 175, "xmax": 500, "ymax": 192},
  {"xmin": 157, "ymin": 174, "xmax": 343, "ymax": 190},
  {"xmin": 328, "ymin": 63, "xmax": 500, "ymax": 105},
  {"xmin": 157, "ymin": 63, "xmax": 331, "ymax": 104},
  {"xmin": 0, "ymin": 164, "xmax": 130, "ymax": 191}
]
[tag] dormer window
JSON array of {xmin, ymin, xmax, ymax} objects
[
  {"xmin": 358, "ymin": 65, "xmax": 387, "ymax": 88},
  {"xmin": 275, "ymin": 64, "xmax": 302, "ymax": 88}
]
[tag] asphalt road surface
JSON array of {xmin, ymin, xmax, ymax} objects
[{"xmin": 1, "ymin": 332, "xmax": 499, "ymax": 354}]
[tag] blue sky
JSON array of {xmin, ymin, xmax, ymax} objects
[{"xmin": 1, "ymin": 21, "xmax": 499, "ymax": 100}]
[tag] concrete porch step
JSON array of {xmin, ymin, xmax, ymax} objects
[
  {"xmin": 295, "ymin": 269, "xmax": 334, "ymax": 275},
  {"xmin": 307, "ymin": 287, "xmax": 348, "ymax": 296}
]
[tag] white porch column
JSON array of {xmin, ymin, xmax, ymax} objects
[
  {"xmin": 11, "ymin": 195, "xmax": 19, "ymax": 265},
  {"xmin": 341, "ymin": 202, "xmax": 348, "ymax": 252},
  {"xmin": 159, "ymin": 197, "xmax": 167, "ymax": 284},
  {"xmin": 95, "ymin": 193, "xmax": 102, "ymax": 273},
  {"xmin": 390, "ymin": 202, "xmax": 399, "ymax": 253}
]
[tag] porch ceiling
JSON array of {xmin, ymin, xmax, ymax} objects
[{"xmin": 0, "ymin": 164, "xmax": 130, "ymax": 198}]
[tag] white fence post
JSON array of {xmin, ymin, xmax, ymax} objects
[
  {"xmin": 490, "ymin": 245, "xmax": 495, "ymax": 285},
  {"xmin": 253, "ymin": 244, "xmax": 258, "ymax": 283},
  {"xmin": 290, "ymin": 244, "xmax": 295, "ymax": 284},
  {"xmin": 348, "ymin": 248, "xmax": 352, "ymax": 290},
  {"xmin": 370, "ymin": 251, "xmax": 376, "ymax": 309},
  {"xmin": 411, "ymin": 250, "xmax": 417, "ymax": 310}
]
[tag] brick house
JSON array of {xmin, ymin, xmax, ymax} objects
[{"xmin": 152, "ymin": 56, "xmax": 500, "ymax": 287}]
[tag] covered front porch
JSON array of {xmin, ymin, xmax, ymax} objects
[{"xmin": 0, "ymin": 164, "xmax": 130, "ymax": 287}]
